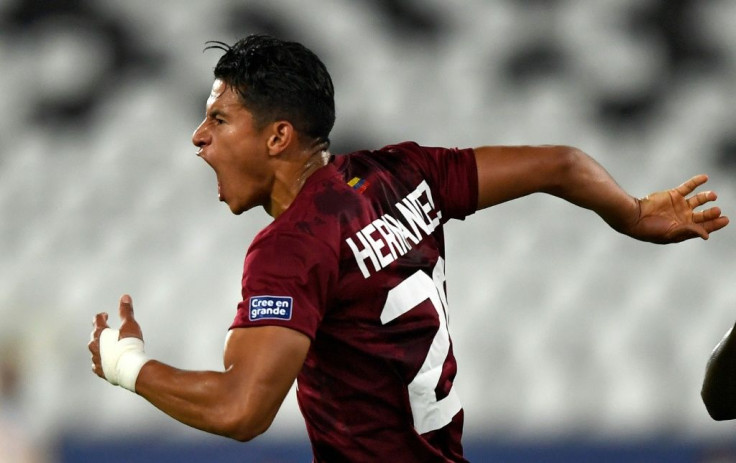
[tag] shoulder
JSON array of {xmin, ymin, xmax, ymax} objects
[
  {"xmin": 248, "ymin": 170, "xmax": 351, "ymax": 265},
  {"xmin": 245, "ymin": 229, "xmax": 339, "ymax": 283},
  {"xmin": 360, "ymin": 141, "xmax": 476, "ymax": 179}
]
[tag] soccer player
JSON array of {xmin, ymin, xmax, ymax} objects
[
  {"xmin": 88, "ymin": 34, "xmax": 729, "ymax": 462},
  {"xmin": 702, "ymin": 323, "xmax": 736, "ymax": 421}
]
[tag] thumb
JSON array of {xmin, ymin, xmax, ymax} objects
[
  {"xmin": 118, "ymin": 294, "xmax": 143, "ymax": 340},
  {"xmin": 119, "ymin": 294, "xmax": 135, "ymax": 321}
]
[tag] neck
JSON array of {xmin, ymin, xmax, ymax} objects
[
  {"xmin": 268, "ymin": 141, "xmax": 330, "ymax": 218},
  {"xmin": 297, "ymin": 148, "xmax": 330, "ymax": 187}
]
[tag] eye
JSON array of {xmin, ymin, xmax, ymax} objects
[{"xmin": 208, "ymin": 112, "xmax": 225, "ymax": 125}]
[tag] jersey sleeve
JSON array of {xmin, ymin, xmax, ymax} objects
[
  {"xmin": 389, "ymin": 142, "xmax": 478, "ymax": 221},
  {"xmin": 230, "ymin": 231, "xmax": 338, "ymax": 341}
]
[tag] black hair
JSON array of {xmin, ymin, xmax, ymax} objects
[{"xmin": 206, "ymin": 34, "xmax": 335, "ymax": 148}]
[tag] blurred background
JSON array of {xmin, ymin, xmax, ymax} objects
[{"xmin": 1, "ymin": 0, "xmax": 736, "ymax": 461}]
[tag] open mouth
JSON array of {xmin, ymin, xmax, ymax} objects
[
  {"xmin": 197, "ymin": 151, "xmax": 219, "ymax": 199},
  {"xmin": 204, "ymin": 160, "xmax": 223, "ymax": 202}
]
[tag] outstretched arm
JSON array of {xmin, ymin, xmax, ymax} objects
[
  {"xmin": 702, "ymin": 323, "xmax": 736, "ymax": 421},
  {"xmin": 89, "ymin": 295, "xmax": 310, "ymax": 441},
  {"xmin": 474, "ymin": 145, "xmax": 729, "ymax": 243}
]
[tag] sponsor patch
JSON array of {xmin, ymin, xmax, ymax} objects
[{"xmin": 248, "ymin": 295, "xmax": 293, "ymax": 321}]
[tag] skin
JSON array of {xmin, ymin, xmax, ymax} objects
[
  {"xmin": 474, "ymin": 145, "xmax": 728, "ymax": 243},
  {"xmin": 191, "ymin": 79, "xmax": 329, "ymax": 217},
  {"xmin": 702, "ymin": 323, "xmax": 736, "ymax": 420},
  {"xmin": 89, "ymin": 78, "xmax": 729, "ymax": 441}
]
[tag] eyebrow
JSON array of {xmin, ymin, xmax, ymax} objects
[{"xmin": 208, "ymin": 102, "xmax": 242, "ymax": 119}]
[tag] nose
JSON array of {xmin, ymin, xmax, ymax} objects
[{"xmin": 192, "ymin": 120, "xmax": 209, "ymax": 151}]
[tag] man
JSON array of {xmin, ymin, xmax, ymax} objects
[
  {"xmin": 702, "ymin": 323, "xmax": 736, "ymax": 421},
  {"xmin": 88, "ymin": 34, "xmax": 729, "ymax": 462}
]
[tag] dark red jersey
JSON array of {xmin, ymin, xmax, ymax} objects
[{"xmin": 231, "ymin": 142, "xmax": 478, "ymax": 462}]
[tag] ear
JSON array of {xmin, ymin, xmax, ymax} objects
[{"xmin": 266, "ymin": 121, "xmax": 294, "ymax": 156}]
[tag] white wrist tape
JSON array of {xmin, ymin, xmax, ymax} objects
[{"xmin": 99, "ymin": 328, "xmax": 149, "ymax": 392}]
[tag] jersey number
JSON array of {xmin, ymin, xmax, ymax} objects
[{"xmin": 380, "ymin": 258, "xmax": 462, "ymax": 434}]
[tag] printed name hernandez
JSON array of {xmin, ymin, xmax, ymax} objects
[{"xmin": 346, "ymin": 180, "xmax": 442, "ymax": 278}]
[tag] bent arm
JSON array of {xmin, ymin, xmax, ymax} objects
[
  {"xmin": 134, "ymin": 326, "xmax": 310, "ymax": 441},
  {"xmin": 702, "ymin": 323, "xmax": 736, "ymax": 421},
  {"xmin": 474, "ymin": 145, "xmax": 639, "ymax": 232},
  {"xmin": 473, "ymin": 145, "xmax": 728, "ymax": 243}
]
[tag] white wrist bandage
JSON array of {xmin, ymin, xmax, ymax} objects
[{"xmin": 99, "ymin": 328, "xmax": 149, "ymax": 392}]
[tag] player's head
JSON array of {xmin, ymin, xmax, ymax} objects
[
  {"xmin": 192, "ymin": 35, "xmax": 335, "ymax": 216},
  {"xmin": 207, "ymin": 34, "xmax": 335, "ymax": 148}
]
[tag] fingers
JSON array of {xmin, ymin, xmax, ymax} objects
[
  {"xmin": 92, "ymin": 312, "xmax": 109, "ymax": 330},
  {"xmin": 90, "ymin": 294, "xmax": 142, "ymax": 380},
  {"xmin": 91, "ymin": 360, "xmax": 104, "ymax": 378},
  {"xmin": 675, "ymin": 174, "xmax": 709, "ymax": 197},
  {"xmin": 702, "ymin": 214, "xmax": 730, "ymax": 235},
  {"xmin": 89, "ymin": 312, "xmax": 109, "ymax": 378},
  {"xmin": 684, "ymin": 208, "xmax": 729, "ymax": 241},
  {"xmin": 676, "ymin": 175, "xmax": 717, "ymax": 214},
  {"xmin": 687, "ymin": 190, "xmax": 717, "ymax": 209},
  {"xmin": 693, "ymin": 206, "xmax": 722, "ymax": 223},
  {"xmin": 693, "ymin": 205, "xmax": 729, "ymax": 229},
  {"xmin": 89, "ymin": 312, "xmax": 109, "ymax": 350},
  {"xmin": 677, "ymin": 175, "xmax": 729, "ymax": 238}
]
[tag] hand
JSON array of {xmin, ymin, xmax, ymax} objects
[
  {"xmin": 89, "ymin": 294, "xmax": 144, "ymax": 380},
  {"xmin": 632, "ymin": 174, "xmax": 729, "ymax": 243}
]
